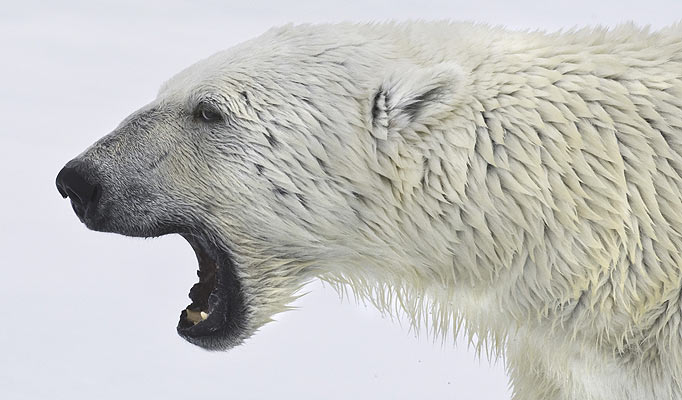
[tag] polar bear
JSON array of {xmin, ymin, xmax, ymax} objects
[{"xmin": 56, "ymin": 22, "xmax": 682, "ymax": 399}]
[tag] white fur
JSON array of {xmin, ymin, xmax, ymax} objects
[{"xmin": 158, "ymin": 22, "xmax": 682, "ymax": 399}]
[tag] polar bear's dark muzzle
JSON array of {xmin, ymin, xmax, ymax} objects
[{"xmin": 55, "ymin": 154, "xmax": 174, "ymax": 238}]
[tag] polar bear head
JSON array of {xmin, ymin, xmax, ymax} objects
[{"xmin": 56, "ymin": 25, "xmax": 469, "ymax": 350}]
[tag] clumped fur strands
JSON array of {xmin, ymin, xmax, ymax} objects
[{"xmin": 321, "ymin": 274, "xmax": 507, "ymax": 361}]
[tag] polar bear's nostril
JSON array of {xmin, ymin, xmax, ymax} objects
[{"xmin": 56, "ymin": 161, "xmax": 101, "ymax": 217}]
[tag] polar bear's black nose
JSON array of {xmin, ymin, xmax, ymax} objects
[{"xmin": 56, "ymin": 161, "xmax": 101, "ymax": 218}]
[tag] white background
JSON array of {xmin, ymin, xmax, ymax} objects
[{"xmin": 1, "ymin": 1, "xmax": 680, "ymax": 399}]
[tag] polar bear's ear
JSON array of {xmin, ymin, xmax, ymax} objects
[{"xmin": 370, "ymin": 63, "xmax": 465, "ymax": 140}]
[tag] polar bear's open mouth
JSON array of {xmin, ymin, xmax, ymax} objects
[{"xmin": 176, "ymin": 234, "xmax": 247, "ymax": 350}]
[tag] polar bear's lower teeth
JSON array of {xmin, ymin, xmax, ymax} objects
[{"xmin": 186, "ymin": 309, "xmax": 209, "ymax": 324}]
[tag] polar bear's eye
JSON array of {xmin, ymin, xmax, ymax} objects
[{"xmin": 194, "ymin": 103, "xmax": 223, "ymax": 123}]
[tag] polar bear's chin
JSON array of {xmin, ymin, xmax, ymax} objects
[{"xmin": 175, "ymin": 234, "xmax": 248, "ymax": 351}]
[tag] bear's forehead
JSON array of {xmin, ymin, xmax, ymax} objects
[
  {"xmin": 157, "ymin": 51, "xmax": 298, "ymax": 103},
  {"xmin": 158, "ymin": 51, "xmax": 244, "ymax": 100},
  {"xmin": 157, "ymin": 25, "xmax": 368, "ymax": 101}
]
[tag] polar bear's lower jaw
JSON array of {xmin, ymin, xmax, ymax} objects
[{"xmin": 176, "ymin": 234, "xmax": 248, "ymax": 351}]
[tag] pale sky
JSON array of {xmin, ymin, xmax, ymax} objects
[{"xmin": 1, "ymin": 1, "xmax": 680, "ymax": 399}]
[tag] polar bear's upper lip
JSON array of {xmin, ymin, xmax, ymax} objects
[{"xmin": 176, "ymin": 234, "xmax": 248, "ymax": 350}]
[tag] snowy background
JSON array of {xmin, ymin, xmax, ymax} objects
[{"xmin": 1, "ymin": 1, "xmax": 680, "ymax": 399}]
